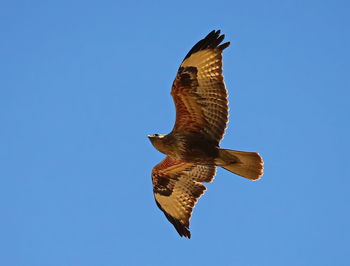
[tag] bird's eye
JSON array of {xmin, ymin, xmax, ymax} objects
[{"xmin": 154, "ymin": 134, "xmax": 159, "ymax": 137}]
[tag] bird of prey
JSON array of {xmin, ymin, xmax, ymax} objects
[{"xmin": 148, "ymin": 30, "xmax": 263, "ymax": 238}]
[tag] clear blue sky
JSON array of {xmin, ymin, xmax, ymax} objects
[{"xmin": 1, "ymin": 1, "xmax": 349, "ymax": 265}]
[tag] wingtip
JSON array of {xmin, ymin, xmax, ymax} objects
[
  {"xmin": 177, "ymin": 225, "xmax": 191, "ymax": 239},
  {"xmin": 219, "ymin": 41, "xmax": 230, "ymax": 51},
  {"xmin": 183, "ymin": 30, "xmax": 230, "ymax": 61},
  {"xmin": 155, "ymin": 199, "xmax": 192, "ymax": 239},
  {"xmin": 182, "ymin": 229, "xmax": 191, "ymax": 239}
]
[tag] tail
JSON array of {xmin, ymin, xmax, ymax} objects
[{"xmin": 216, "ymin": 149, "xmax": 264, "ymax": 180}]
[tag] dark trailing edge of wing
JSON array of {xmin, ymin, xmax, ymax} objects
[
  {"xmin": 155, "ymin": 200, "xmax": 191, "ymax": 238},
  {"xmin": 183, "ymin": 30, "xmax": 230, "ymax": 61}
]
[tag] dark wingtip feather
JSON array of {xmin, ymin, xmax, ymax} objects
[
  {"xmin": 156, "ymin": 200, "xmax": 191, "ymax": 238},
  {"xmin": 183, "ymin": 30, "xmax": 230, "ymax": 61}
]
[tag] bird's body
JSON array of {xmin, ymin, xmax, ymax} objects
[
  {"xmin": 149, "ymin": 132, "xmax": 218, "ymax": 163},
  {"xmin": 148, "ymin": 30, "xmax": 264, "ymax": 238}
]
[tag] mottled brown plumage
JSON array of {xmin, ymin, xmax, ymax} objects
[
  {"xmin": 148, "ymin": 30, "xmax": 264, "ymax": 238},
  {"xmin": 152, "ymin": 156, "xmax": 215, "ymax": 238}
]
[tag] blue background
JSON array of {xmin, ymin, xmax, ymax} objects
[{"xmin": 1, "ymin": 1, "xmax": 349, "ymax": 265}]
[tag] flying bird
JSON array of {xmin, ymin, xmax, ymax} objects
[{"xmin": 148, "ymin": 30, "xmax": 263, "ymax": 238}]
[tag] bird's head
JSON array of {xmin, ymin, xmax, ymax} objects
[
  {"xmin": 148, "ymin": 133, "xmax": 166, "ymax": 141},
  {"xmin": 148, "ymin": 134, "xmax": 167, "ymax": 153}
]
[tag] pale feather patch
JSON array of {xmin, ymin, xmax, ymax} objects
[{"xmin": 180, "ymin": 49, "xmax": 229, "ymax": 142}]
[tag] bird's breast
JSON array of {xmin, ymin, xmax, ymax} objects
[{"xmin": 167, "ymin": 133, "xmax": 219, "ymax": 163}]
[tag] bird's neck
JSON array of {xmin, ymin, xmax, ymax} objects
[{"xmin": 152, "ymin": 134, "xmax": 177, "ymax": 157}]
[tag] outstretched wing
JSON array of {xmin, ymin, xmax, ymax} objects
[
  {"xmin": 152, "ymin": 156, "xmax": 216, "ymax": 238},
  {"xmin": 171, "ymin": 30, "xmax": 230, "ymax": 144}
]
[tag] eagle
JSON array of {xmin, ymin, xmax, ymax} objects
[{"xmin": 148, "ymin": 30, "xmax": 263, "ymax": 238}]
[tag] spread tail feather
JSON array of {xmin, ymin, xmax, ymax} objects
[{"xmin": 216, "ymin": 149, "xmax": 264, "ymax": 180}]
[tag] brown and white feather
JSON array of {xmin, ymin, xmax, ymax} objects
[
  {"xmin": 152, "ymin": 156, "xmax": 216, "ymax": 238},
  {"xmin": 171, "ymin": 30, "xmax": 230, "ymax": 144}
]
